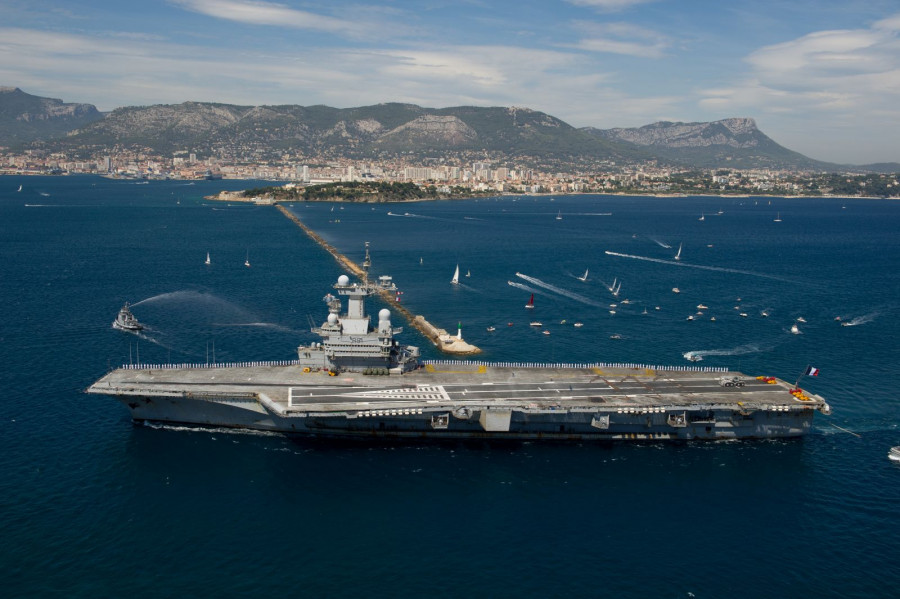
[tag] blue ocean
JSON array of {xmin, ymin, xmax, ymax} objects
[{"xmin": 1, "ymin": 176, "xmax": 898, "ymax": 597}]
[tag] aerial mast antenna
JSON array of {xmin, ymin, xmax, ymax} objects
[{"xmin": 363, "ymin": 241, "xmax": 371, "ymax": 285}]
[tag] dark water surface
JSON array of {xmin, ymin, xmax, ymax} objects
[{"xmin": 1, "ymin": 176, "xmax": 898, "ymax": 597}]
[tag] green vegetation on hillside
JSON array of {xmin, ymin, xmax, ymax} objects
[{"xmin": 241, "ymin": 181, "xmax": 484, "ymax": 202}]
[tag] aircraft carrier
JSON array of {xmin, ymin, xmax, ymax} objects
[{"xmin": 88, "ymin": 258, "xmax": 831, "ymax": 441}]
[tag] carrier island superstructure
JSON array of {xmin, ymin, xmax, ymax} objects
[{"xmin": 88, "ymin": 265, "xmax": 831, "ymax": 441}]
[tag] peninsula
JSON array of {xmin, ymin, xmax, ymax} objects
[{"xmin": 208, "ymin": 181, "xmax": 491, "ymax": 204}]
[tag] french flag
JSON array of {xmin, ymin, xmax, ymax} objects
[{"xmin": 804, "ymin": 366, "xmax": 820, "ymax": 377}]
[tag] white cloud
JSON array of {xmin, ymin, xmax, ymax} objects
[
  {"xmin": 567, "ymin": 0, "xmax": 656, "ymax": 11},
  {"xmin": 0, "ymin": 26, "xmax": 677, "ymax": 127},
  {"xmin": 169, "ymin": 0, "xmax": 394, "ymax": 39},
  {"xmin": 696, "ymin": 13, "xmax": 900, "ymax": 162},
  {"xmin": 571, "ymin": 21, "xmax": 670, "ymax": 58}
]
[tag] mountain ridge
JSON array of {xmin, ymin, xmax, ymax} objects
[{"xmin": 2, "ymin": 87, "xmax": 897, "ymax": 172}]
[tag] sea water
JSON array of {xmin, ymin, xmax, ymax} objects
[{"xmin": 1, "ymin": 176, "xmax": 898, "ymax": 597}]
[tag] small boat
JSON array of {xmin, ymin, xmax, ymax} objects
[
  {"xmin": 542, "ymin": 330, "xmax": 551, "ymax": 335},
  {"xmin": 486, "ymin": 326, "xmax": 496, "ymax": 332},
  {"xmin": 610, "ymin": 334, "xmax": 623, "ymax": 340},
  {"xmin": 612, "ymin": 281, "xmax": 622, "ymax": 297},
  {"xmin": 507, "ymin": 322, "xmax": 514, "ymax": 327},
  {"xmin": 699, "ymin": 213, "xmax": 705, "ymax": 221},
  {"xmin": 556, "ymin": 210, "xmax": 562, "ymax": 220},
  {"xmin": 889, "ymin": 447, "xmax": 900, "ymax": 462},
  {"xmin": 672, "ymin": 287, "xmax": 680, "ymax": 294},
  {"xmin": 244, "ymin": 250, "xmax": 251, "ymax": 267},
  {"xmin": 607, "ymin": 277, "xmax": 617, "ymax": 293},
  {"xmin": 797, "ymin": 317, "xmax": 807, "ymax": 323},
  {"xmin": 684, "ymin": 353, "xmax": 702, "ymax": 362},
  {"xmin": 674, "ymin": 243, "xmax": 682, "ymax": 261},
  {"xmin": 465, "ymin": 270, "xmax": 471, "ymax": 278},
  {"xmin": 17, "ymin": 184, "xmax": 23, "ymax": 192},
  {"xmin": 573, "ymin": 322, "xmax": 584, "ymax": 328},
  {"xmin": 710, "ymin": 316, "xmax": 716, "ymax": 321},
  {"xmin": 642, "ymin": 308, "xmax": 648, "ymax": 315},
  {"xmin": 530, "ymin": 322, "xmax": 542, "ymax": 327},
  {"xmin": 113, "ymin": 302, "xmax": 143, "ymax": 331},
  {"xmin": 774, "ymin": 213, "xmax": 782, "ymax": 222},
  {"xmin": 205, "ymin": 252, "xmax": 211, "ymax": 265},
  {"xmin": 621, "ymin": 299, "xmax": 631, "ymax": 305},
  {"xmin": 739, "ymin": 312, "xmax": 748, "ymax": 318},
  {"xmin": 451, "ymin": 264, "xmax": 460, "ymax": 285},
  {"xmin": 790, "ymin": 324, "xmax": 800, "ymax": 334},
  {"xmin": 525, "ymin": 294, "xmax": 534, "ymax": 309},
  {"xmin": 686, "ymin": 315, "xmax": 694, "ymax": 321},
  {"xmin": 697, "ymin": 304, "xmax": 708, "ymax": 310},
  {"xmin": 655, "ymin": 306, "xmax": 661, "ymax": 311},
  {"xmin": 761, "ymin": 310, "xmax": 770, "ymax": 317},
  {"xmin": 609, "ymin": 310, "xmax": 616, "ymax": 315},
  {"xmin": 577, "ymin": 269, "xmax": 588, "ymax": 282},
  {"xmin": 560, "ymin": 319, "xmax": 567, "ymax": 324},
  {"xmin": 420, "ymin": 257, "xmax": 423, "ymax": 264}
]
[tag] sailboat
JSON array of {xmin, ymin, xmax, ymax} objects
[
  {"xmin": 699, "ymin": 213, "xmax": 705, "ymax": 221},
  {"xmin": 205, "ymin": 252, "xmax": 211, "ymax": 265},
  {"xmin": 525, "ymin": 294, "xmax": 534, "ymax": 309},
  {"xmin": 607, "ymin": 277, "xmax": 617, "ymax": 293},
  {"xmin": 556, "ymin": 211, "xmax": 562, "ymax": 221},
  {"xmin": 451, "ymin": 264, "xmax": 460, "ymax": 285},
  {"xmin": 612, "ymin": 281, "xmax": 622, "ymax": 297},
  {"xmin": 244, "ymin": 250, "xmax": 250, "ymax": 267},
  {"xmin": 465, "ymin": 270, "xmax": 471, "ymax": 278},
  {"xmin": 774, "ymin": 212, "xmax": 782, "ymax": 222},
  {"xmin": 674, "ymin": 243, "xmax": 682, "ymax": 261},
  {"xmin": 577, "ymin": 269, "xmax": 588, "ymax": 282},
  {"xmin": 17, "ymin": 184, "xmax": 23, "ymax": 192}
]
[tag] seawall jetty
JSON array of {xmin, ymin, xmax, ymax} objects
[{"xmin": 276, "ymin": 205, "xmax": 480, "ymax": 355}]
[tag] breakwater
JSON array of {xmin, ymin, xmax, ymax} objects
[{"xmin": 276, "ymin": 204, "xmax": 480, "ymax": 355}]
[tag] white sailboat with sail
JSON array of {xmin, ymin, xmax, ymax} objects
[
  {"xmin": 577, "ymin": 269, "xmax": 588, "ymax": 282},
  {"xmin": 205, "ymin": 252, "xmax": 211, "ymax": 265},
  {"xmin": 244, "ymin": 250, "xmax": 251, "ymax": 267},
  {"xmin": 451, "ymin": 264, "xmax": 460, "ymax": 285},
  {"xmin": 674, "ymin": 242, "xmax": 682, "ymax": 261}
]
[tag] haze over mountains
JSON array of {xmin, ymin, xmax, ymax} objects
[{"xmin": 1, "ymin": 87, "xmax": 895, "ymax": 173}]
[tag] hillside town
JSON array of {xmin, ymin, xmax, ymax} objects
[{"xmin": 1, "ymin": 147, "xmax": 898, "ymax": 198}]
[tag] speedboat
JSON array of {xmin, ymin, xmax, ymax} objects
[
  {"xmin": 530, "ymin": 322, "xmax": 542, "ymax": 327},
  {"xmin": 573, "ymin": 322, "xmax": 584, "ymax": 328},
  {"xmin": 889, "ymin": 447, "xmax": 900, "ymax": 462},
  {"xmin": 113, "ymin": 302, "xmax": 143, "ymax": 331},
  {"xmin": 486, "ymin": 326, "xmax": 496, "ymax": 332}
]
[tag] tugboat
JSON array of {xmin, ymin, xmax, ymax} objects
[{"xmin": 113, "ymin": 302, "xmax": 143, "ymax": 331}]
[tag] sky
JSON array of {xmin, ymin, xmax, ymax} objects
[{"xmin": 2, "ymin": 0, "xmax": 899, "ymax": 164}]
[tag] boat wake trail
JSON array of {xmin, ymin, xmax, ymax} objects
[
  {"xmin": 649, "ymin": 237, "xmax": 672, "ymax": 249},
  {"xmin": 604, "ymin": 251, "xmax": 793, "ymax": 282},
  {"xmin": 683, "ymin": 344, "xmax": 765, "ymax": 362},
  {"xmin": 515, "ymin": 273, "xmax": 606, "ymax": 308},
  {"xmin": 841, "ymin": 311, "xmax": 879, "ymax": 327}
]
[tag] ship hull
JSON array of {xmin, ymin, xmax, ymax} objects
[{"xmin": 124, "ymin": 400, "xmax": 814, "ymax": 440}]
